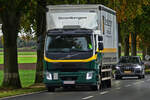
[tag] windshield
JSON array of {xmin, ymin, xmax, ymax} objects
[
  {"xmin": 45, "ymin": 35, "xmax": 93, "ymax": 52},
  {"xmin": 119, "ymin": 57, "xmax": 140, "ymax": 64}
]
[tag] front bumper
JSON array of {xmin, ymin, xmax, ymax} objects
[
  {"xmin": 115, "ymin": 68, "xmax": 144, "ymax": 77},
  {"xmin": 44, "ymin": 71, "xmax": 98, "ymax": 87}
]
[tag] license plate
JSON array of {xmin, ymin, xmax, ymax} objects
[
  {"xmin": 124, "ymin": 71, "xmax": 131, "ymax": 74},
  {"xmin": 63, "ymin": 81, "xmax": 75, "ymax": 84}
]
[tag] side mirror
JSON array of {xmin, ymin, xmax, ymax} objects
[
  {"xmin": 141, "ymin": 62, "xmax": 144, "ymax": 65},
  {"xmin": 98, "ymin": 36, "xmax": 103, "ymax": 41},
  {"xmin": 98, "ymin": 42, "xmax": 104, "ymax": 50}
]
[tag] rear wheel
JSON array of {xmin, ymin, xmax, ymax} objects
[{"xmin": 106, "ymin": 79, "xmax": 111, "ymax": 88}]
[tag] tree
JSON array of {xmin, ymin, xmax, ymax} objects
[
  {"xmin": 34, "ymin": 0, "xmax": 46, "ymax": 83},
  {"xmin": 0, "ymin": 0, "xmax": 31, "ymax": 88},
  {"xmin": 107, "ymin": 0, "xmax": 150, "ymax": 56},
  {"xmin": 135, "ymin": 4, "xmax": 150, "ymax": 58}
]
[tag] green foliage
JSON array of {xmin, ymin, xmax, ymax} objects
[{"xmin": 135, "ymin": 5, "xmax": 150, "ymax": 48}]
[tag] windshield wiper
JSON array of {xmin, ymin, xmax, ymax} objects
[
  {"xmin": 47, "ymin": 49, "xmax": 69, "ymax": 53},
  {"xmin": 70, "ymin": 49, "xmax": 92, "ymax": 52}
]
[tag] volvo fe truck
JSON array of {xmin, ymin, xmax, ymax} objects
[{"xmin": 44, "ymin": 5, "xmax": 118, "ymax": 92}]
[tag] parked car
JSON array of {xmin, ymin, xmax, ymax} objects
[{"xmin": 115, "ymin": 56, "xmax": 145, "ymax": 79}]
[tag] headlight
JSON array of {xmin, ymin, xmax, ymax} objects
[
  {"xmin": 86, "ymin": 72, "xmax": 93, "ymax": 80},
  {"xmin": 46, "ymin": 72, "xmax": 52, "ymax": 80},
  {"xmin": 135, "ymin": 65, "xmax": 142, "ymax": 70},
  {"xmin": 115, "ymin": 66, "xmax": 120, "ymax": 69}
]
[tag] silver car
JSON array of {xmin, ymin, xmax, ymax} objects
[{"xmin": 115, "ymin": 56, "xmax": 145, "ymax": 79}]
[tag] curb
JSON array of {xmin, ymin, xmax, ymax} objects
[{"xmin": 0, "ymin": 90, "xmax": 47, "ymax": 100}]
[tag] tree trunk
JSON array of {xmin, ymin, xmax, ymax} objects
[
  {"xmin": 1, "ymin": 12, "xmax": 21, "ymax": 88},
  {"xmin": 131, "ymin": 32, "xmax": 137, "ymax": 56},
  {"xmin": 35, "ymin": 0, "xmax": 46, "ymax": 83},
  {"xmin": 124, "ymin": 34, "xmax": 129, "ymax": 56},
  {"xmin": 142, "ymin": 47, "xmax": 146, "ymax": 60},
  {"xmin": 147, "ymin": 46, "xmax": 150, "ymax": 56}
]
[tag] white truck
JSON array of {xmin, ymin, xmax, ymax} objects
[{"xmin": 44, "ymin": 5, "xmax": 118, "ymax": 91}]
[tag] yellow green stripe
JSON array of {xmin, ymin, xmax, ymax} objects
[{"xmin": 44, "ymin": 54, "xmax": 97, "ymax": 63}]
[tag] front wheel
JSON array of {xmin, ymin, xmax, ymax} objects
[
  {"xmin": 115, "ymin": 75, "xmax": 121, "ymax": 80},
  {"xmin": 91, "ymin": 82, "xmax": 100, "ymax": 91},
  {"xmin": 142, "ymin": 75, "xmax": 145, "ymax": 78},
  {"xmin": 47, "ymin": 87, "xmax": 55, "ymax": 92},
  {"xmin": 91, "ymin": 75, "xmax": 101, "ymax": 91}
]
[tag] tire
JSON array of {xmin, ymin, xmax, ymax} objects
[
  {"xmin": 142, "ymin": 75, "xmax": 145, "ymax": 78},
  {"xmin": 91, "ymin": 75, "xmax": 101, "ymax": 91},
  {"xmin": 91, "ymin": 83, "xmax": 100, "ymax": 91},
  {"xmin": 107, "ymin": 79, "xmax": 111, "ymax": 88},
  {"xmin": 115, "ymin": 75, "xmax": 120, "ymax": 80},
  {"xmin": 47, "ymin": 87, "xmax": 55, "ymax": 92},
  {"xmin": 138, "ymin": 75, "xmax": 142, "ymax": 79}
]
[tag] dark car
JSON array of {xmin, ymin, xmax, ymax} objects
[{"xmin": 115, "ymin": 56, "xmax": 145, "ymax": 79}]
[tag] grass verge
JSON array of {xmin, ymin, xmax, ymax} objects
[
  {"xmin": 0, "ymin": 56, "xmax": 36, "ymax": 64},
  {"xmin": 0, "ymin": 52, "xmax": 37, "ymax": 64},
  {"xmin": 0, "ymin": 70, "xmax": 46, "ymax": 99},
  {"xmin": 0, "ymin": 70, "xmax": 36, "ymax": 87},
  {"xmin": 0, "ymin": 52, "xmax": 36, "ymax": 56},
  {"xmin": 145, "ymin": 69, "xmax": 150, "ymax": 74},
  {"xmin": 0, "ymin": 84, "xmax": 46, "ymax": 98}
]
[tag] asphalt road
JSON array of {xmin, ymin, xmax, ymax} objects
[{"xmin": 1, "ymin": 75, "xmax": 150, "ymax": 100}]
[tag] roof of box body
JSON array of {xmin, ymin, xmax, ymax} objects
[{"xmin": 46, "ymin": 4, "xmax": 116, "ymax": 15}]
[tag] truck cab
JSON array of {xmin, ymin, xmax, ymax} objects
[{"xmin": 44, "ymin": 27, "xmax": 104, "ymax": 91}]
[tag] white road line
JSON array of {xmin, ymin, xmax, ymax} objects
[
  {"xmin": 133, "ymin": 81, "xmax": 144, "ymax": 85},
  {"xmin": 146, "ymin": 79, "xmax": 150, "ymax": 81},
  {"xmin": 141, "ymin": 81, "xmax": 145, "ymax": 83},
  {"xmin": 82, "ymin": 96, "xmax": 94, "ymax": 100},
  {"xmin": 125, "ymin": 84, "xmax": 131, "ymax": 87},
  {"xmin": 100, "ymin": 91, "xmax": 109, "ymax": 95},
  {"xmin": 133, "ymin": 82, "xmax": 140, "ymax": 85},
  {"xmin": 116, "ymin": 87, "xmax": 121, "ymax": 90}
]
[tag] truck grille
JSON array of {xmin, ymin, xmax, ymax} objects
[
  {"xmin": 121, "ymin": 67, "xmax": 134, "ymax": 72},
  {"xmin": 59, "ymin": 69, "xmax": 79, "ymax": 72},
  {"xmin": 60, "ymin": 76, "xmax": 78, "ymax": 81}
]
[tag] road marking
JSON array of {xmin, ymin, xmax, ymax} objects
[
  {"xmin": 100, "ymin": 91, "xmax": 109, "ymax": 95},
  {"xmin": 133, "ymin": 82, "xmax": 140, "ymax": 85},
  {"xmin": 141, "ymin": 81, "xmax": 145, "ymax": 83},
  {"xmin": 82, "ymin": 96, "xmax": 94, "ymax": 100},
  {"xmin": 0, "ymin": 90, "xmax": 47, "ymax": 100},
  {"xmin": 116, "ymin": 87, "xmax": 121, "ymax": 90},
  {"xmin": 133, "ymin": 81, "xmax": 144, "ymax": 85},
  {"xmin": 146, "ymin": 79, "xmax": 150, "ymax": 81},
  {"xmin": 125, "ymin": 84, "xmax": 131, "ymax": 87}
]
